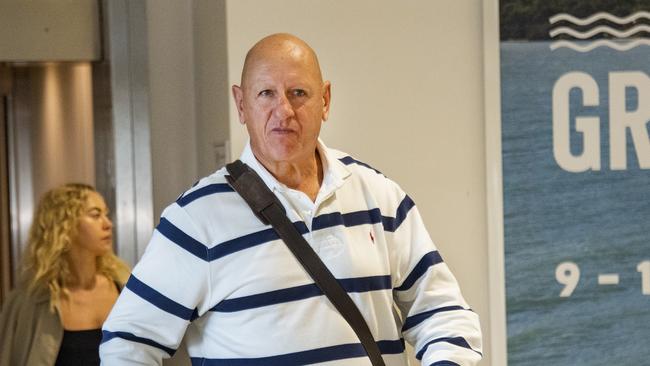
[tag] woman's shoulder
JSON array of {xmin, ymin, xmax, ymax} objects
[
  {"xmin": 0, "ymin": 284, "xmax": 50, "ymax": 338},
  {"xmin": 104, "ymin": 264, "xmax": 130, "ymax": 289},
  {"xmin": 2, "ymin": 284, "xmax": 48, "ymax": 311},
  {"xmin": 102, "ymin": 254, "xmax": 131, "ymax": 287},
  {"xmin": 1, "ymin": 284, "xmax": 61, "ymax": 366},
  {"xmin": 114, "ymin": 265, "xmax": 131, "ymax": 286}
]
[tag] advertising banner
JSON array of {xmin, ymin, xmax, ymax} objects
[{"xmin": 498, "ymin": 1, "xmax": 650, "ymax": 365}]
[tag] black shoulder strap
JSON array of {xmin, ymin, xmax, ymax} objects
[{"xmin": 226, "ymin": 160, "xmax": 386, "ymax": 366}]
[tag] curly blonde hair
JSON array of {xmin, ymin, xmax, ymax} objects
[{"xmin": 22, "ymin": 183, "xmax": 130, "ymax": 310}]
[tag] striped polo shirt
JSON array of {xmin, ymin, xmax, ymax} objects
[{"xmin": 100, "ymin": 141, "xmax": 482, "ymax": 365}]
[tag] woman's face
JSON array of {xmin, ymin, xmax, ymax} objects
[{"xmin": 70, "ymin": 191, "xmax": 113, "ymax": 257}]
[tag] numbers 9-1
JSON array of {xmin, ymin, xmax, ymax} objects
[{"xmin": 555, "ymin": 261, "xmax": 650, "ymax": 297}]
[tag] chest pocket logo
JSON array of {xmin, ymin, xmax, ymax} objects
[{"xmin": 317, "ymin": 234, "xmax": 344, "ymax": 260}]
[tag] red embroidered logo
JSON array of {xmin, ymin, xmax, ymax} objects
[{"xmin": 369, "ymin": 231, "xmax": 375, "ymax": 244}]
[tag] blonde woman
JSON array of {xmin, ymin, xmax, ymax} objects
[{"xmin": 0, "ymin": 183, "xmax": 129, "ymax": 366}]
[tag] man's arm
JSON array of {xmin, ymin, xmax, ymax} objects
[
  {"xmin": 389, "ymin": 195, "xmax": 483, "ymax": 365},
  {"xmin": 100, "ymin": 204, "xmax": 211, "ymax": 365}
]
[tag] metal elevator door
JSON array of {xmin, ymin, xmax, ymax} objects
[
  {"xmin": 1, "ymin": 63, "xmax": 96, "ymax": 294},
  {"xmin": 1, "ymin": 65, "xmax": 11, "ymax": 303}
]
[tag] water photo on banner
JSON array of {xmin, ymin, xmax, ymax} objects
[{"xmin": 499, "ymin": 1, "xmax": 650, "ymax": 365}]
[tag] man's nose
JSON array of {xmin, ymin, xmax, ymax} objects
[{"xmin": 273, "ymin": 93, "xmax": 295, "ymax": 119}]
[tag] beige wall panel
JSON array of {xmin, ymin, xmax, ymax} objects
[{"xmin": 0, "ymin": 0, "xmax": 100, "ymax": 61}]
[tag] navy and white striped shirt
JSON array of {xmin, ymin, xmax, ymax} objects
[{"xmin": 100, "ymin": 141, "xmax": 482, "ymax": 365}]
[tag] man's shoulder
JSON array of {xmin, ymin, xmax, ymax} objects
[
  {"xmin": 173, "ymin": 167, "xmax": 232, "ymax": 208},
  {"xmin": 156, "ymin": 167, "xmax": 236, "ymax": 222},
  {"xmin": 155, "ymin": 167, "xmax": 243, "ymax": 243},
  {"xmin": 325, "ymin": 147, "xmax": 407, "ymax": 204},
  {"xmin": 326, "ymin": 148, "xmax": 386, "ymax": 178}
]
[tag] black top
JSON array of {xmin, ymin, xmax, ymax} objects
[
  {"xmin": 54, "ymin": 328, "xmax": 102, "ymax": 366},
  {"xmin": 54, "ymin": 281, "xmax": 120, "ymax": 366}
]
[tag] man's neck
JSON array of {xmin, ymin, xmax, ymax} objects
[{"xmin": 257, "ymin": 150, "xmax": 324, "ymax": 202}]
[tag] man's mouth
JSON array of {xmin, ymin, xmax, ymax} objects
[{"xmin": 271, "ymin": 128, "xmax": 295, "ymax": 134}]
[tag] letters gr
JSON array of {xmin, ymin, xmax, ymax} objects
[{"xmin": 552, "ymin": 71, "xmax": 650, "ymax": 172}]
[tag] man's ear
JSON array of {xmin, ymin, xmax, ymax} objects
[
  {"xmin": 322, "ymin": 81, "xmax": 332, "ymax": 121},
  {"xmin": 232, "ymin": 85, "xmax": 246, "ymax": 125}
]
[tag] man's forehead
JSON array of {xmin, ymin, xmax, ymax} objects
[
  {"xmin": 241, "ymin": 34, "xmax": 323, "ymax": 86},
  {"xmin": 247, "ymin": 34, "xmax": 312, "ymax": 60}
]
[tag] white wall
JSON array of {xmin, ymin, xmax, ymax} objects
[
  {"xmin": 148, "ymin": 0, "xmax": 230, "ymax": 218},
  {"xmin": 148, "ymin": 0, "xmax": 492, "ymax": 364},
  {"xmin": 193, "ymin": 0, "xmax": 230, "ymax": 179},
  {"xmin": 147, "ymin": 0, "xmax": 198, "ymax": 217}
]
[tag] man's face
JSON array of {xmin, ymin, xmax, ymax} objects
[{"xmin": 232, "ymin": 43, "xmax": 331, "ymax": 167}]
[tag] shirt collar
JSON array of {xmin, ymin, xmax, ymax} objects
[
  {"xmin": 239, "ymin": 141, "xmax": 284, "ymax": 192},
  {"xmin": 317, "ymin": 139, "xmax": 350, "ymax": 199},
  {"xmin": 238, "ymin": 139, "xmax": 351, "ymax": 197}
]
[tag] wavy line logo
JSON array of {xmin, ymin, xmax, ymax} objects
[{"xmin": 548, "ymin": 11, "xmax": 650, "ymax": 52}]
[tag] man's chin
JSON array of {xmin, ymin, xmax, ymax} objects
[{"xmin": 257, "ymin": 145, "xmax": 305, "ymax": 164}]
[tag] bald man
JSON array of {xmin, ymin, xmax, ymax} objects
[{"xmin": 100, "ymin": 34, "xmax": 482, "ymax": 366}]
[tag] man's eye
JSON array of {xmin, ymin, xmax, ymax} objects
[
  {"xmin": 292, "ymin": 89, "xmax": 307, "ymax": 97},
  {"xmin": 258, "ymin": 90, "xmax": 273, "ymax": 97}
]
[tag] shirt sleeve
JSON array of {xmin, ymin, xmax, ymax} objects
[
  {"xmin": 389, "ymin": 193, "xmax": 483, "ymax": 365},
  {"xmin": 100, "ymin": 203, "xmax": 212, "ymax": 365}
]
